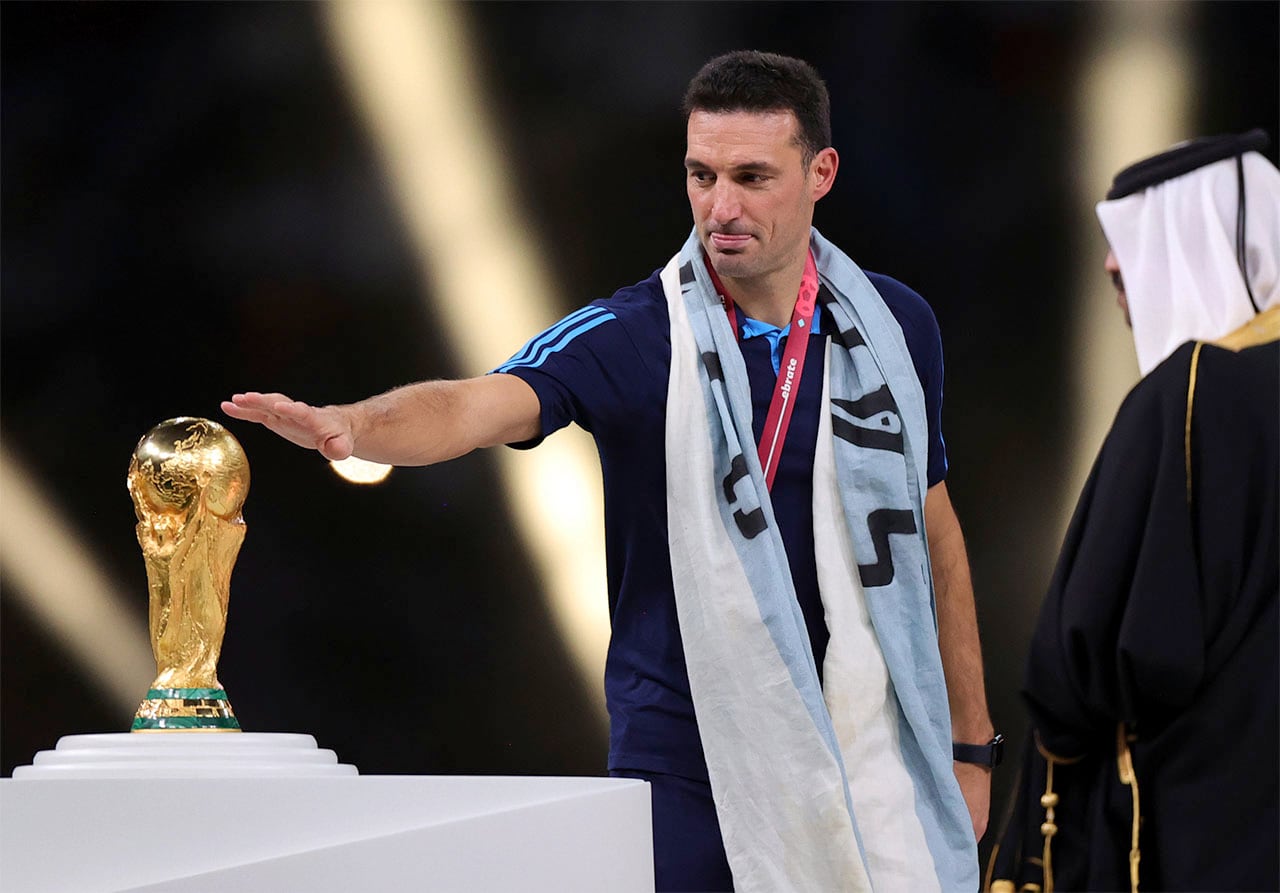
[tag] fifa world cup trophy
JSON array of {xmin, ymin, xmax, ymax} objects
[{"xmin": 127, "ymin": 417, "xmax": 249, "ymax": 732}]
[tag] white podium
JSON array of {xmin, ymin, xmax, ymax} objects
[{"xmin": 0, "ymin": 735, "xmax": 654, "ymax": 893}]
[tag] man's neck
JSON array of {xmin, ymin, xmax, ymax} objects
[{"xmin": 718, "ymin": 257, "xmax": 808, "ymax": 328}]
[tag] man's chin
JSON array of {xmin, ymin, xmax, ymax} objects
[{"xmin": 707, "ymin": 252, "xmax": 755, "ymax": 281}]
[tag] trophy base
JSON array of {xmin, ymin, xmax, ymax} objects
[
  {"xmin": 132, "ymin": 687, "xmax": 240, "ymax": 731},
  {"xmin": 10, "ymin": 732, "xmax": 358, "ymax": 778}
]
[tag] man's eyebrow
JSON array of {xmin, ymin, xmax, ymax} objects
[{"xmin": 683, "ymin": 157, "xmax": 782, "ymax": 174}]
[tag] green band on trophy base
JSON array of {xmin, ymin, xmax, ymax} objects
[
  {"xmin": 146, "ymin": 688, "xmax": 229, "ymax": 701},
  {"xmin": 131, "ymin": 715, "xmax": 242, "ymax": 731},
  {"xmin": 133, "ymin": 687, "xmax": 241, "ymax": 732}
]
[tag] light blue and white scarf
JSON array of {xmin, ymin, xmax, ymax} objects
[{"xmin": 663, "ymin": 227, "xmax": 976, "ymax": 891}]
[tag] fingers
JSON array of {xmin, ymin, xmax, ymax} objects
[
  {"xmin": 272, "ymin": 400, "xmax": 315, "ymax": 421},
  {"xmin": 226, "ymin": 392, "xmax": 299, "ymax": 412},
  {"xmin": 229, "ymin": 392, "xmax": 287, "ymax": 406},
  {"xmin": 220, "ymin": 400, "xmax": 274, "ymax": 423},
  {"xmin": 222, "ymin": 391, "xmax": 352, "ymax": 456},
  {"xmin": 222, "ymin": 392, "xmax": 306, "ymax": 422}
]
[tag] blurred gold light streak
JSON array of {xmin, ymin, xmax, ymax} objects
[
  {"xmin": 0, "ymin": 443, "xmax": 154, "ymax": 717},
  {"xmin": 322, "ymin": 1, "xmax": 608, "ymax": 729},
  {"xmin": 1062, "ymin": 0, "xmax": 1191, "ymax": 535}
]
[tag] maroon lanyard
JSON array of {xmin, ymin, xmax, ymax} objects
[{"xmin": 705, "ymin": 251, "xmax": 820, "ymax": 491}]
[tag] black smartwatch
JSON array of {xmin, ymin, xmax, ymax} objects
[{"xmin": 952, "ymin": 734, "xmax": 1004, "ymax": 768}]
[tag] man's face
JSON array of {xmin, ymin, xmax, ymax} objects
[
  {"xmin": 685, "ymin": 109, "xmax": 836, "ymax": 286},
  {"xmin": 1104, "ymin": 249, "xmax": 1132, "ymax": 327}
]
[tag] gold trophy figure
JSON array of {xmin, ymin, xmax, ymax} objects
[{"xmin": 128, "ymin": 417, "xmax": 249, "ymax": 732}]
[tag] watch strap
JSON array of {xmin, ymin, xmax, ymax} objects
[{"xmin": 953, "ymin": 733, "xmax": 1005, "ymax": 767}]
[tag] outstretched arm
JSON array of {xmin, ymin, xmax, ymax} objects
[
  {"xmin": 925, "ymin": 480, "xmax": 994, "ymax": 842},
  {"xmin": 221, "ymin": 373, "xmax": 542, "ymax": 466}
]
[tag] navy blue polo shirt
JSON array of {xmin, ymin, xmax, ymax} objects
[{"xmin": 497, "ymin": 267, "xmax": 947, "ymax": 782}]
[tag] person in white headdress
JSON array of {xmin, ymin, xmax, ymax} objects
[
  {"xmin": 989, "ymin": 130, "xmax": 1279, "ymax": 893},
  {"xmin": 1097, "ymin": 128, "xmax": 1280, "ymax": 373}
]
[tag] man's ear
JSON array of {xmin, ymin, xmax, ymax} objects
[{"xmin": 810, "ymin": 147, "xmax": 839, "ymax": 202}]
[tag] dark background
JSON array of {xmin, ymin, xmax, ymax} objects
[{"xmin": 3, "ymin": 0, "xmax": 1276, "ymax": 867}]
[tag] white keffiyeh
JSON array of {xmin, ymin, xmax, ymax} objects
[{"xmin": 1097, "ymin": 150, "xmax": 1280, "ymax": 375}]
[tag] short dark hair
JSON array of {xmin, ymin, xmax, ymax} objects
[{"xmin": 682, "ymin": 50, "xmax": 832, "ymax": 165}]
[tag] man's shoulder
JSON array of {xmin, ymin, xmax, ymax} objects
[
  {"xmin": 1199, "ymin": 336, "xmax": 1280, "ymax": 382},
  {"xmin": 599, "ymin": 268, "xmax": 667, "ymax": 313},
  {"xmin": 859, "ymin": 270, "xmax": 942, "ymax": 368},
  {"xmin": 863, "ymin": 271, "xmax": 940, "ymax": 337},
  {"xmin": 1119, "ymin": 338, "xmax": 1278, "ymax": 435},
  {"xmin": 1117, "ymin": 341, "xmax": 1198, "ymax": 419},
  {"xmin": 1110, "ymin": 339, "xmax": 1280, "ymax": 497},
  {"xmin": 1136, "ymin": 337, "xmax": 1277, "ymax": 399},
  {"xmin": 581, "ymin": 268, "xmax": 671, "ymax": 348},
  {"xmin": 498, "ymin": 270, "xmax": 667, "ymax": 375},
  {"xmin": 553, "ymin": 268, "xmax": 669, "ymax": 369}
]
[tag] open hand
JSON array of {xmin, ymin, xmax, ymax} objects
[{"xmin": 221, "ymin": 392, "xmax": 355, "ymax": 461}]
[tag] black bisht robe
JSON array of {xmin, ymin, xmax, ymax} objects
[{"xmin": 990, "ymin": 336, "xmax": 1279, "ymax": 892}]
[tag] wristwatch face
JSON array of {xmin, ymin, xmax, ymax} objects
[{"xmin": 988, "ymin": 733, "xmax": 1004, "ymax": 767}]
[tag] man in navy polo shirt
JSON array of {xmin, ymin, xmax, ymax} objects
[{"xmin": 226, "ymin": 51, "xmax": 994, "ymax": 892}]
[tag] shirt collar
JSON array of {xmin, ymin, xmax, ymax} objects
[{"xmin": 737, "ymin": 302, "xmax": 824, "ymax": 340}]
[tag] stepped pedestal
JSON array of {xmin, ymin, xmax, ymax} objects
[{"xmin": 2, "ymin": 734, "xmax": 653, "ymax": 892}]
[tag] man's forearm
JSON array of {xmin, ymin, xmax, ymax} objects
[
  {"xmin": 925, "ymin": 482, "xmax": 993, "ymax": 742},
  {"xmin": 925, "ymin": 481, "xmax": 993, "ymax": 841},
  {"xmin": 340, "ymin": 380, "xmax": 467, "ymax": 466},
  {"xmin": 935, "ymin": 543, "xmax": 993, "ymax": 742},
  {"xmin": 342, "ymin": 374, "xmax": 541, "ymax": 466}
]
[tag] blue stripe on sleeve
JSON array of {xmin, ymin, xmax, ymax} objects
[
  {"xmin": 497, "ymin": 310, "xmax": 617, "ymax": 372},
  {"xmin": 499, "ymin": 305, "xmax": 611, "ymax": 370}
]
